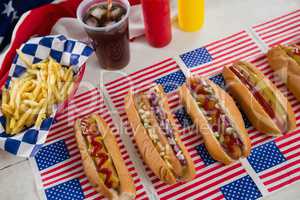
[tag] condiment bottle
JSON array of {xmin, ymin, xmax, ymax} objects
[
  {"xmin": 141, "ymin": 0, "xmax": 172, "ymax": 47},
  {"xmin": 178, "ymin": 0, "xmax": 205, "ymax": 32}
]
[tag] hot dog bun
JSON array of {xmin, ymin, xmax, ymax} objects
[
  {"xmin": 223, "ymin": 61, "xmax": 296, "ymax": 136},
  {"xmin": 124, "ymin": 85, "xmax": 196, "ymax": 184},
  {"xmin": 267, "ymin": 45, "xmax": 300, "ymax": 101},
  {"xmin": 125, "ymin": 91, "xmax": 177, "ymax": 184},
  {"xmin": 74, "ymin": 114, "xmax": 136, "ymax": 200},
  {"xmin": 152, "ymin": 85, "xmax": 196, "ymax": 181},
  {"xmin": 179, "ymin": 77, "xmax": 251, "ymax": 165}
]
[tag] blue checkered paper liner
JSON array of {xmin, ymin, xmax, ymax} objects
[{"xmin": 0, "ymin": 35, "xmax": 93, "ymax": 157}]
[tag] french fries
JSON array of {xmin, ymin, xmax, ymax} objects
[{"xmin": 0, "ymin": 51, "xmax": 75, "ymax": 135}]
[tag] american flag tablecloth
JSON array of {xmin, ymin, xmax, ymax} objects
[
  {"xmin": 175, "ymin": 11, "xmax": 300, "ymax": 198},
  {"xmin": 183, "ymin": 51, "xmax": 300, "ymax": 194},
  {"xmin": 30, "ymin": 88, "xmax": 149, "ymax": 200},
  {"xmin": 177, "ymin": 30, "xmax": 262, "ymax": 77},
  {"xmin": 29, "ymin": 9, "xmax": 300, "ymax": 200},
  {"xmin": 104, "ymin": 12, "xmax": 300, "ymax": 199},
  {"xmin": 251, "ymin": 9, "xmax": 300, "ymax": 48},
  {"xmin": 104, "ymin": 58, "xmax": 263, "ymax": 200}
]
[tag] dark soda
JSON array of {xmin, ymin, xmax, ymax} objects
[{"xmin": 80, "ymin": 1, "xmax": 130, "ymax": 70}]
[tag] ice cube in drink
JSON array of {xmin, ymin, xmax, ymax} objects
[{"xmin": 78, "ymin": 0, "xmax": 130, "ymax": 70}]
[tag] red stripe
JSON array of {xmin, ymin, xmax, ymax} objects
[
  {"xmin": 251, "ymin": 136, "xmax": 273, "ymax": 147},
  {"xmin": 178, "ymin": 188, "xmax": 220, "ymax": 200},
  {"xmin": 68, "ymin": 147, "xmax": 79, "ymax": 157},
  {"xmin": 268, "ymin": 174, "xmax": 300, "ymax": 192},
  {"xmin": 249, "ymin": 131, "xmax": 263, "ymax": 140},
  {"xmin": 111, "ymin": 82, "xmax": 150, "ymax": 103},
  {"xmin": 192, "ymin": 48, "xmax": 260, "ymax": 74},
  {"xmin": 204, "ymin": 31, "xmax": 246, "ymax": 49},
  {"xmin": 277, "ymin": 135, "xmax": 300, "ymax": 149},
  {"xmin": 46, "ymin": 130, "xmax": 74, "ymax": 143},
  {"xmin": 249, "ymin": 54, "xmax": 267, "ymax": 63},
  {"xmin": 51, "ymin": 101, "xmax": 106, "ymax": 130},
  {"xmin": 105, "ymin": 58, "xmax": 173, "ymax": 87},
  {"xmin": 43, "ymin": 170, "xmax": 83, "ymax": 187},
  {"xmin": 42, "ymin": 163, "xmax": 82, "ymax": 182},
  {"xmin": 50, "ymin": 108, "xmax": 108, "ymax": 137},
  {"xmin": 269, "ymin": 33, "xmax": 300, "ymax": 47},
  {"xmin": 107, "ymin": 61, "xmax": 176, "ymax": 92},
  {"xmin": 207, "ymin": 35, "xmax": 250, "ymax": 53},
  {"xmin": 253, "ymin": 10, "xmax": 300, "ymax": 29},
  {"xmin": 159, "ymin": 163, "xmax": 242, "ymax": 198},
  {"xmin": 281, "ymin": 143, "xmax": 300, "ymax": 155},
  {"xmin": 53, "ymin": 102, "xmax": 106, "ymax": 126},
  {"xmin": 185, "ymin": 138, "xmax": 202, "ymax": 149},
  {"xmin": 41, "ymin": 156, "xmax": 81, "ymax": 176},
  {"xmin": 260, "ymin": 159, "xmax": 300, "ymax": 179},
  {"xmin": 275, "ymin": 129, "xmax": 300, "ymax": 142},
  {"xmin": 161, "ymin": 168, "xmax": 245, "ymax": 200},
  {"xmin": 262, "ymin": 25, "xmax": 300, "ymax": 40},
  {"xmin": 81, "ymin": 185, "xmax": 93, "ymax": 192},
  {"xmin": 80, "ymin": 179, "xmax": 89, "ymax": 186},
  {"xmin": 55, "ymin": 97, "xmax": 103, "ymax": 120},
  {"xmin": 71, "ymin": 88, "xmax": 98, "ymax": 102},
  {"xmin": 195, "ymin": 49, "xmax": 261, "ymax": 74},
  {"xmin": 49, "ymin": 107, "xmax": 109, "ymax": 136},
  {"xmin": 136, "ymin": 191, "xmax": 147, "ymax": 199},
  {"xmin": 84, "ymin": 190, "xmax": 99, "ymax": 199},
  {"xmin": 56, "ymin": 91, "xmax": 100, "ymax": 116},
  {"xmin": 108, "ymin": 63, "xmax": 177, "ymax": 96},
  {"xmin": 257, "ymin": 17, "xmax": 300, "ymax": 35},
  {"xmin": 265, "ymin": 28, "xmax": 300, "ymax": 45},
  {"xmin": 286, "ymin": 150, "xmax": 300, "ymax": 161},
  {"xmin": 212, "ymin": 42, "xmax": 256, "ymax": 61},
  {"xmin": 212, "ymin": 194, "xmax": 225, "ymax": 200}
]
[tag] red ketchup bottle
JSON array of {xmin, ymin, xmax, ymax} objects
[{"xmin": 141, "ymin": 0, "xmax": 172, "ymax": 47}]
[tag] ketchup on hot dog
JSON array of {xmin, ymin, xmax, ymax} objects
[
  {"xmin": 81, "ymin": 118, "xmax": 119, "ymax": 189},
  {"xmin": 189, "ymin": 79, "xmax": 243, "ymax": 159},
  {"xmin": 229, "ymin": 65, "xmax": 287, "ymax": 133}
]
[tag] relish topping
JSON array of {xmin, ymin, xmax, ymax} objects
[
  {"xmin": 189, "ymin": 78, "xmax": 243, "ymax": 159},
  {"xmin": 136, "ymin": 96, "xmax": 173, "ymax": 169},
  {"xmin": 229, "ymin": 64, "xmax": 287, "ymax": 134},
  {"xmin": 148, "ymin": 90, "xmax": 187, "ymax": 165},
  {"xmin": 80, "ymin": 117, "xmax": 119, "ymax": 189}
]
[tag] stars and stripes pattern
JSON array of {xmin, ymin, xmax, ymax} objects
[
  {"xmin": 23, "ymin": 8, "xmax": 300, "ymax": 200},
  {"xmin": 252, "ymin": 9, "xmax": 300, "ymax": 47},
  {"xmin": 179, "ymin": 30, "xmax": 261, "ymax": 77},
  {"xmin": 261, "ymin": 130, "xmax": 300, "ymax": 192},
  {"xmin": 188, "ymin": 54, "xmax": 297, "ymax": 149},
  {"xmin": 33, "ymin": 88, "xmax": 148, "ymax": 200},
  {"xmin": 230, "ymin": 54, "xmax": 300, "ymax": 148},
  {"xmin": 186, "ymin": 41, "xmax": 300, "ymax": 194},
  {"xmin": 242, "ymin": 54, "xmax": 300, "ymax": 193},
  {"xmin": 0, "ymin": 0, "xmax": 56, "ymax": 51},
  {"xmin": 184, "ymin": 24, "xmax": 300, "ymax": 148},
  {"xmin": 104, "ymin": 58, "xmax": 259, "ymax": 200}
]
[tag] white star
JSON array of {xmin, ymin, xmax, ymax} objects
[
  {"xmin": 12, "ymin": 10, "xmax": 18, "ymax": 21},
  {"xmin": 2, "ymin": 1, "xmax": 15, "ymax": 17}
]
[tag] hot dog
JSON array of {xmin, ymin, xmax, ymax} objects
[
  {"xmin": 267, "ymin": 44, "xmax": 300, "ymax": 101},
  {"xmin": 74, "ymin": 114, "xmax": 136, "ymax": 200},
  {"xmin": 179, "ymin": 76, "xmax": 251, "ymax": 165},
  {"xmin": 223, "ymin": 61, "xmax": 296, "ymax": 136},
  {"xmin": 125, "ymin": 85, "xmax": 196, "ymax": 184}
]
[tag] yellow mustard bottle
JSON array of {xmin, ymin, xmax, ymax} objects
[{"xmin": 178, "ymin": 0, "xmax": 205, "ymax": 32}]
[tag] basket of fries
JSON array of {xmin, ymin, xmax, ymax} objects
[{"xmin": 0, "ymin": 34, "xmax": 93, "ymax": 157}]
